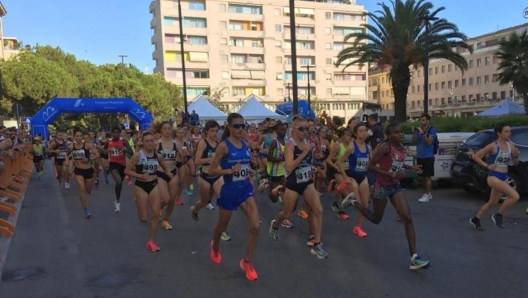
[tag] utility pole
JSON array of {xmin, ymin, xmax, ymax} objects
[
  {"xmin": 178, "ymin": 0, "xmax": 189, "ymax": 117},
  {"xmin": 118, "ymin": 55, "xmax": 128, "ymax": 75},
  {"xmin": 288, "ymin": 0, "xmax": 299, "ymax": 115}
]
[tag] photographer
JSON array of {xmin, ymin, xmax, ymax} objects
[{"xmin": 412, "ymin": 113, "xmax": 437, "ymax": 203}]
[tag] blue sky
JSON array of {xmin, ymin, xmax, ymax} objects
[{"xmin": 3, "ymin": 0, "xmax": 527, "ymax": 72}]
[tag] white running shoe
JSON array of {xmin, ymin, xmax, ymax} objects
[
  {"xmin": 206, "ymin": 203, "xmax": 215, "ymax": 210},
  {"xmin": 114, "ymin": 200, "xmax": 121, "ymax": 212},
  {"xmin": 341, "ymin": 192, "xmax": 356, "ymax": 209},
  {"xmin": 64, "ymin": 183, "xmax": 70, "ymax": 189},
  {"xmin": 418, "ymin": 193, "xmax": 432, "ymax": 203}
]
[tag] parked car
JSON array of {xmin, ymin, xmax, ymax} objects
[{"xmin": 451, "ymin": 126, "xmax": 528, "ymax": 195}]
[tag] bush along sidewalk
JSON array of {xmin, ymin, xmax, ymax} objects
[{"xmin": 399, "ymin": 115, "xmax": 528, "ymax": 133}]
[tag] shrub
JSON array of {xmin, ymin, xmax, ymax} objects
[{"xmin": 399, "ymin": 115, "xmax": 528, "ymax": 133}]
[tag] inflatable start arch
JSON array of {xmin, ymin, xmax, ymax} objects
[{"xmin": 31, "ymin": 97, "xmax": 154, "ymax": 139}]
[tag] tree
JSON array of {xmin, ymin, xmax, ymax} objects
[
  {"xmin": 204, "ymin": 86, "xmax": 229, "ymax": 113},
  {"xmin": 335, "ymin": 0, "xmax": 471, "ymax": 122},
  {"xmin": 495, "ymin": 29, "xmax": 528, "ymax": 113}
]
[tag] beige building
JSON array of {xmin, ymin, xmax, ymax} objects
[
  {"xmin": 368, "ymin": 66, "xmax": 394, "ymax": 119},
  {"xmin": 408, "ymin": 23, "xmax": 528, "ymax": 117},
  {"xmin": 0, "ymin": 2, "xmax": 20, "ymax": 61},
  {"xmin": 150, "ymin": 0, "xmax": 370, "ymax": 119}
]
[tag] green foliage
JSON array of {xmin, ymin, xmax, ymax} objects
[
  {"xmin": 335, "ymin": 0, "xmax": 471, "ymax": 123},
  {"xmin": 398, "ymin": 115, "xmax": 528, "ymax": 133},
  {"xmin": 0, "ymin": 45, "xmax": 182, "ymax": 127}
]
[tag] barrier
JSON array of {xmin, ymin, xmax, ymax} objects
[{"xmin": 0, "ymin": 144, "xmax": 33, "ymax": 262}]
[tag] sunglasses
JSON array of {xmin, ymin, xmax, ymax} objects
[
  {"xmin": 251, "ymin": 149, "xmax": 259, "ymax": 153},
  {"xmin": 232, "ymin": 124, "xmax": 247, "ymax": 130},
  {"xmin": 297, "ymin": 126, "xmax": 309, "ymax": 132}
]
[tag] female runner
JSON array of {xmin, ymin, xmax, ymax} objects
[
  {"xmin": 69, "ymin": 129, "xmax": 99, "ymax": 218},
  {"xmin": 125, "ymin": 131, "xmax": 173, "ymax": 252},
  {"xmin": 208, "ymin": 113, "xmax": 260, "ymax": 281},
  {"xmin": 32, "ymin": 137, "xmax": 45, "ymax": 179},
  {"xmin": 48, "ymin": 131, "xmax": 70, "ymax": 189},
  {"xmin": 470, "ymin": 124, "xmax": 520, "ymax": 230}
]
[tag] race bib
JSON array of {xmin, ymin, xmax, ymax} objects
[
  {"xmin": 356, "ymin": 157, "xmax": 369, "ymax": 172},
  {"xmin": 233, "ymin": 164, "xmax": 250, "ymax": 182},
  {"xmin": 389, "ymin": 161, "xmax": 404, "ymax": 173},
  {"xmin": 207, "ymin": 151, "xmax": 215, "ymax": 158},
  {"xmin": 161, "ymin": 150, "xmax": 176, "ymax": 160},
  {"xmin": 143, "ymin": 160, "xmax": 159, "ymax": 173},
  {"xmin": 110, "ymin": 148, "xmax": 122, "ymax": 156},
  {"xmin": 296, "ymin": 166, "xmax": 312, "ymax": 183},
  {"xmin": 57, "ymin": 151, "xmax": 67, "ymax": 159},
  {"xmin": 343, "ymin": 160, "xmax": 350, "ymax": 171},
  {"xmin": 72, "ymin": 150, "xmax": 85, "ymax": 160}
]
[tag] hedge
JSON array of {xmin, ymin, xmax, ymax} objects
[{"xmin": 398, "ymin": 115, "xmax": 528, "ymax": 133}]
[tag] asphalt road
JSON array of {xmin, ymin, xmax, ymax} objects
[{"xmin": 1, "ymin": 161, "xmax": 528, "ymax": 298}]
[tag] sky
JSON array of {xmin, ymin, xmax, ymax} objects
[{"xmin": 2, "ymin": 0, "xmax": 528, "ymax": 73}]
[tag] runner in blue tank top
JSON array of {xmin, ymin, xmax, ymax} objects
[{"xmin": 208, "ymin": 113, "xmax": 260, "ymax": 281}]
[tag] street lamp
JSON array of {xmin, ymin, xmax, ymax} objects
[
  {"xmin": 288, "ymin": 0, "xmax": 299, "ymax": 114},
  {"xmin": 418, "ymin": 13, "xmax": 439, "ymax": 115},
  {"xmin": 177, "ymin": 0, "xmax": 189, "ymax": 116},
  {"xmin": 285, "ymin": 82, "xmax": 292, "ymax": 102},
  {"xmin": 301, "ymin": 64, "xmax": 314, "ymax": 113}
]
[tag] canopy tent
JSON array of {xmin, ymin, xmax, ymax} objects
[
  {"xmin": 477, "ymin": 98, "xmax": 526, "ymax": 117},
  {"xmin": 276, "ymin": 100, "xmax": 315, "ymax": 121},
  {"xmin": 188, "ymin": 95, "xmax": 227, "ymax": 120},
  {"xmin": 237, "ymin": 95, "xmax": 287, "ymax": 121}
]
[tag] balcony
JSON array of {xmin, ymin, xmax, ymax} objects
[
  {"xmin": 227, "ymin": 12, "xmax": 263, "ymax": 22},
  {"xmin": 230, "ymin": 62, "xmax": 266, "ymax": 70},
  {"xmin": 165, "ymin": 60, "xmax": 210, "ymax": 69},
  {"xmin": 228, "ymin": 29, "xmax": 264, "ymax": 38},
  {"xmin": 186, "ymin": 77, "xmax": 212, "ymax": 85},
  {"xmin": 229, "ymin": 79, "xmax": 266, "ymax": 86},
  {"xmin": 229, "ymin": 46, "xmax": 264, "ymax": 55},
  {"xmin": 331, "ymin": 80, "xmax": 366, "ymax": 87}
]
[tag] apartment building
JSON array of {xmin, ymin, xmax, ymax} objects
[
  {"xmin": 368, "ymin": 66, "xmax": 394, "ymax": 118},
  {"xmin": 408, "ymin": 23, "xmax": 528, "ymax": 117},
  {"xmin": 0, "ymin": 2, "xmax": 19, "ymax": 61},
  {"xmin": 150, "ymin": 0, "xmax": 369, "ymax": 119}
]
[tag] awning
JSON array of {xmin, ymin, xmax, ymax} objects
[
  {"xmin": 283, "ymin": 7, "xmax": 299, "ymax": 14},
  {"xmin": 251, "ymin": 71, "xmax": 265, "ymax": 79},
  {"xmin": 350, "ymin": 86, "xmax": 366, "ymax": 96},
  {"xmin": 298, "ymin": 8, "xmax": 314, "ymax": 15},
  {"xmin": 276, "ymin": 74, "xmax": 283, "ymax": 80},
  {"xmin": 332, "ymin": 87, "xmax": 350, "ymax": 95},
  {"xmin": 231, "ymin": 70, "xmax": 251, "ymax": 79},
  {"xmin": 189, "ymin": 52, "xmax": 208, "ymax": 62}
]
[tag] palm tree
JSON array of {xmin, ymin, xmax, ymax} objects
[
  {"xmin": 495, "ymin": 30, "xmax": 528, "ymax": 114},
  {"xmin": 335, "ymin": 0, "xmax": 471, "ymax": 122}
]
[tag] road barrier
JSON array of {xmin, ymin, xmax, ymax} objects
[{"xmin": 0, "ymin": 144, "xmax": 33, "ymax": 262}]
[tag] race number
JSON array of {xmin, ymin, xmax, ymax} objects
[
  {"xmin": 296, "ymin": 167, "xmax": 312, "ymax": 183},
  {"xmin": 233, "ymin": 164, "xmax": 250, "ymax": 182}
]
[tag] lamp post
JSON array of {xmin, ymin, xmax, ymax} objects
[
  {"xmin": 286, "ymin": 82, "xmax": 291, "ymax": 102},
  {"xmin": 418, "ymin": 14, "xmax": 438, "ymax": 115},
  {"xmin": 177, "ymin": 0, "xmax": 189, "ymax": 116},
  {"xmin": 301, "ymin": 64, "xmax": 314, "ymax": 113},
  {"xmin": 288, "ymin": 0, "xmax": 299, "ymax": 115},
  {"xmin": 118, "ymin": 55, "xmax": 128, "ymax": 75},
  {"xmin": 449, "ymin": 87, "xmax": 454, "ymax": 117}
]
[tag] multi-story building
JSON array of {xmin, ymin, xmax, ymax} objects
[
  {"xmin": 150, "ymin": 0, "xmax": 370, "ymax": 119},
  {"xmin": 408, "ymin": 23, "xmax": 528, "ymax": 117},
  {"xmin": 368, "ymin": 66, "xmax": 394, "ymax": 119},
  {"xmin": 0, "ymin": 2, "xmax": 20, "ymax": 61}
]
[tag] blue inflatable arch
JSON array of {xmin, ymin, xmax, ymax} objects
[{"xmin": 31, "ymin": 97, "xmax": 154, "ymax": 140}]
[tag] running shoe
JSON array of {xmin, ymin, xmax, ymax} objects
[
  {"xmin": 190, "ymin": 206, "xmax": 199, "ymax": 221},
  {"xmin": 162, "ymin": 220, "xmax": 173, "ymax": 230},
  {"xmin": 114, "ymin": 200, "xmax": 121, "ymax": 212},
  {"xmin": 269, "ymin": 220, "xmax": 279, "ymax": 241},
  {"xmin": 187, "ymin": 184, "xmax": 194, "ymax": 196},
  {"xmin": 146, "ymin": 241, "xmax": 160, "ymax": 252},
  {"xmin": 64, "ymin": 183, "xmax": 70, "ymax": 189},
  {"xmin": 491, "ymin": 213, "xmax": 505, "ymax": 228},
  {"xmin": 341, "ymin": 192, "xmax": 356, "ymax": 209},
  {"xmin": 239, "ymin": 259, "xmax": 258, "ymax": 281},
  {"xmin": 210, "ymin": 241, "xmax": 221, "ymax": 264},
  {"xmin": 206, "ymin": 203, "xmax": 215, "ymax": 210},
  {"xmin": 84, "ymin": 208, "xmax": 91, "ymax": 219},
  {"xmin": 298, "ymin": 209, "xmax": 309, "ymax": 219},
  {"xmin": 95, "ymin": 179, "xmax": 99, "ymax": 188},
  {"xmin": 327, "ymin": 179, "xmax": 336, "ymax": 193},
  {"xmin": 175, "ymin": 198, "xmax": 184, "ymax": 206},
  {"xmin": 281, "ymin": 218, "xmax": 294, "ymax": 229},
  {"xmin": 352, "ymin": 226, "xmax": 367, "ymax": 237},
  {"xmin": 331, "ymin": 203, "xmax": 340, "ymax": 212},
  {"xmin": 469, "ymin": 217, "xmax": 483, "ymax": 231},
  {"xmin": 410, "ymin": 254, "xmax": 430, "ymax": 270},
  {"xmin": 221, "ymin": 231, "xmax": 232, "ymax": 241},
  {"xmin": 310, "ymin": 243, "xmax": 328, "ymax": 259},
  {"xmin": 258, "ymin": 178, "xmax": 269, "ymax": 193},
  {"xmin": 306, "ymin": 235, "xmax": 323, "ymax": 247},
  {"xmin": 337, "ymin": 211, "xmax": 349, "ymax": 220},
  {"xmin": 337, "ymin": 181, "xmax": 348, "ymax": 193}
]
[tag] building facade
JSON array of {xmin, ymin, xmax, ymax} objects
[
  {"xmin": 367, "ymin": 66, "xmax": 394, "ymax": 119},
  {"xmin": 0, "ymin": 2, "xmax": 20, "ymax": 61},
  {"xmin": 408, "ymin": 23, "xmax": 528, "ymax": 117},
  {"xmin": 150, "ymin": 0, "xmax": 370, "ymax": 119}
]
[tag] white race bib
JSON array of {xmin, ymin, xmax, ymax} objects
[
  {"xmin": 143, "ymin": 160, "xmax": 159, "ymax": 173},
  {"xmin": 110, "ymin": 148, "xmax": 122, "ymax": 156},
  {"xmin": 57, "ymin": 151, "xmax": 67, "ymax": 159},
  {"xmin": 233, "ymin": 164, "xmax": 250, "ymax": 182},
  {"xmin": 389, "ymin": 161, "xmax": 403, "ymax": 173},
  {"xmin": 296, "ymin": 166, "xmax": 312, "ymax": 183},
  {"xmin": 356, "ymin": 157, "xmax": 369, "ymax": 171}
]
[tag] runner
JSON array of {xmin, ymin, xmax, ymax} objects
[
  {"xmin": 97, "ymin": 132, "xmax": 110, "ymax": 185},
  {"xmin": 269, "ymin": 117, "xmax": 328, "ymax": 260},
  {"xmin": 325, "ymin": 127, "xmax": 352, "ymax": 220},
  {"xmin": 47, "ymin": 131, "xmax": 70, "ymax": 189},
  {"xmin": 207, "ymin": 113, "xmax": 259, "ymax": 281},
  {"xmin": 338, "ymin": 123, "xmax": 371, "ymax": 237},
  {"xmin": 470, "ymin": 124, "xmax": 520, "ymax": 230},
  {"xmin": 69, "ymin": 129, "xmax": 99, "ymax": 218},
  {"xmin": 105, "ymin": 126, "xmax": 134, "ymax": 212},
  {"xmin": 348, "ymin": 123, "xmax": 430, "ymax": 270},
  {"xmin": 125, "ymin": 131, "xmax": 173, "ymax": 252},
  {"xmin": 174, "ymin": 127, "xmax": 190, "ymax": 206},
  {"xmin": 32, "ymin": 137, "xmax": 45, "ymax": 179}
]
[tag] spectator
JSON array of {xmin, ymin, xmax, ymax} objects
[
  {"xmin": 366, "ymin": 114, "xmax": 383, "ymax": 149},
  {"xmin": 412, "ymin": 113, "xmax": 437, "ymax": 203},
  {"xmin": 190, "ymin": 110, "xmax": 200, "ymax": 126}
]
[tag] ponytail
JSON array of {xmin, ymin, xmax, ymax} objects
[{"xmin": 221, "ymin": 128, "xmax": 230, "ymax": 141}]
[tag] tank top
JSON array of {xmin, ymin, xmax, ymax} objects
[
  {"xmin": 286, "ymin": 139, "xmax": 313, "ymax": 185},
  {"xmin": 135, "ymin": 150, "xmax": 159, "ymax": 175},
  {"xmin": 200, "ymin": 139, "xmax": 216, "ymax": 167},
  {"xmin": 266, "ymin": 138, "xmax": 285, "ymax": 177},
  {"xmin": 158, "ymin": 140, "xmax": 177, "ymax": 161},
  {"xmin": 336, "ymin": 142, "xmax": 349, "ymax": 170},
  {"xmin": 220, "ymin": 139, "xmax": 251, "ymax": 186},
  {"xmin": 108, "ymin": 139, "xmax": 127, "ymax": 166},
  {"xmin": 488, "ymin": 141, "xmax": 512, "ymax": 168},
  {"xmin": 128, "ymin": 138, "xmax": 136, "ymax": 154},
  {"xmin": 33, "ymin": 144, "xmax": 44, "ymax": 156},
  {"xmin": 72, "ymin": 143, "xmax": 90, "ymax": 161},
  {"xmin": 55, "ymin": 141, "xmax": 68, "ymax": 160},
  {"xmin": 376, "ymin": 142, "xmax": 405, "ymax": 185},
  {"xmin": 348, "ymin": 141, "xmax": 370, "ymax": 174}
]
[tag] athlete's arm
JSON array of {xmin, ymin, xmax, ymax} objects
[
  {"xmin": 266, "ymin": 139, "xmax": 282, "ymax": 162},
  {"xmin": 124, "ymin": 152, "xmax": 143, "ymax": 179},
  {"xmin": 194, "ymin": 139, "xmax": 210, "ymax": 166},
  {"xmin": 123, "ymin": 141, "xmax": 133, "ymax": 155},
  {"xmin": 336, "ymin": 144, "xmax": 354, "ymax": 177},
  {"xmin": 325, "ymin": 143, "xmax": 339, "ymax": 170},
  {"xmin": 367, "ymin": 142, "xmax": 392, "ymax": 178},
  {"xmin": 208, "ymin": 142, "xmax": 232, "ymax": 176},
  {"xmin": 471, "ymin": 143, "xmax": 494, "ymax": 168},
  {"xmin": 88, "ymin": 144, "xmax": 99, "ymax": 160},
  {"xmin": 284, "ymin": 140, "xmax": 310, "ymax": 173}
]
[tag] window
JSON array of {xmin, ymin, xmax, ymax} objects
[
  {"xmin": 325, "ymin": 43, "xmax": 331, "ymax": 50},
  {"xmin": 484, "ymin": 75, "xmax": 489, "ymax": 84},
  {"xmin": 333, "ymin": 43, "xmax": 345, "ymax": 51},
  {"xmin": 441, "ymin": 65, "xmax": 445, "ymax": 73},
  {"xmin": 186, "ymin": 87, "xmax": 210, "ymax": 97},
  {"xmin": 325, "ymin": 27, "xmax": 331, "ymax": 35},
  {"xmin": 188, "ymin": 2, "xmax": 205, "ymax": 10},
  {"xmin": 476, "ymin": 76, "xmax": 481, "ymax": 85},
  {"xmin": 221, "ymin": 71, "xmax": 229, "ymax": 79},
  {"xmin": 183, "ymin": 17, "xmax": 207, "ymax": 28},
  {"xmin": 412, "ymin": 86, "xmax": 415, "ymax": 93},
  {"xmin": 276, "ymin": 73, "xmax": 283, "ymax": 80},
  {"xmin": 326, "ymin": 58, "xmax": 332, "ymax": 65},
  {"xmin": 417, "ymin": 85, "xmax": 421, "ymax": 92},
  {"xmin": 221, "ymin": 55, "xmax": 228, "ymax": 62},
  {"xmin": 476, "ymin": 58, "xmax": 481, "ymax": 67},
  {"xmin": 492, "ymin": 92, "xmax": 497, "ymax": 100},
  {"xmin": 441, "ymin": 81, "xmax": 445, "ymax": 89},
  {"xmin": 233, "ymin": 88, "xmax": 245, "ymax": 96},
  {"xmin": 325, "ymin": 12, "xmax": 331, "ymax": 19},
  {"xmin": 275, "ymin": 56, "xmax": 282, "ymax": 64},
  {"xmin": 435, "ymin": 82, "xmax": 439, "ymax": 90},
  {"xmin": 454, "ymin": 80, "xmax": 459, "ymax": 87},
  {"xmin": 485, "ymin": 57, "xmax": 490, "ymax": 65},
  {"xmin": 333, "ymin": 27, "xmax": 364, "ymax": 36},
  {"xmin": 228, "ymin": 5, "xmax": 262, "ymax": 15},
  {"xmin": 448, "ymin": 65, "xmax": 452, "ymax": 72},
  {"xmin": 219, "ymin": 21, "xmax": 227, "ymax": 29},
  {"xmin": 218, "ymin": 4, "xmax": 226, "ymax": 12},
  {"xmin": 229, "ymin": 39, "xmax": 244, "ymax": 47},
  {"xmin": 299, "ymin": 57, "xmax": 314, "ymax": 65},
  {"xmin": 469, "ymin": 60, "xmax": 473, "ymax": 68},
  {"xmin": 163, "ymin": 17, "xmax": 178, "ymax": 26},
  {"xmin": 469, "ymin": 77, "xmax": 473, "ymax": 85},
  {"xmin": 177, "ymin": 70, "xmax": 209, "ymax": 79},
  {"xmin": 462, "ymin": 79, "xmax": 466, "ymax": 86},
  {"xmin": 511, "ymin": 132, "xmax": 528, "ymax": 146},
  {"xmin": 231, "ymin": 54, "xmax": 246, "ymax": 63},
  {"xmin": 188, "ymin": 36, "xmax": 207, "ymax": 45},
  {"xmin": 275, "ymin": 24, "xmax": 281, "ymax": 32},
  {"xmin": 501, "ymin": 91, "xmax": 506, "ymax": 99},
  {"xmin": 275, "ymin": 41, "xmax": 282, "ymax": 48},
  {"xmin": 326, "ymin": 88, "xmax": 332, "ymax": 95},
  {"xmin": 220, "ymin": 38, "xmax": 227, "ymax": 46},
  {"xmin": 435, "ymin": 67, "xmax": 438, "ymax": 74}
]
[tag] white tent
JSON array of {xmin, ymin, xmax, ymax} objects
[
  {"xmin": 188, "ymin": 95, "xmax": 227, "ymax": 121},
  {"xmin": 237, "ymin": 95, "xmax": 287, "ymax": 121}
]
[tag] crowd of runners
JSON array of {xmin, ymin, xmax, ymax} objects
[{"xmin": 17, "ymin": 112, "xmax": 522, "ymax": 281}]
